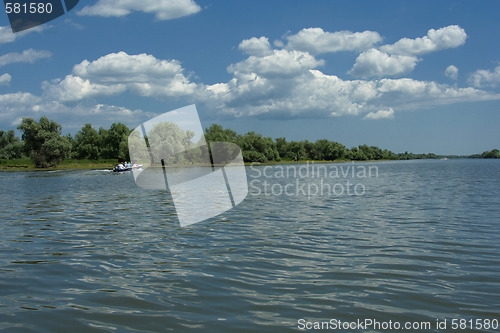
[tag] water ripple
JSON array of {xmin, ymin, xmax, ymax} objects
[{"xmin": 0, "ymin": 160, "xmax": 499, "ymax": 332}]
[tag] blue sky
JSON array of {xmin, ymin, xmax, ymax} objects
[{"xmin": 0, "ymin": 0, "xmax": 499, "ymax": 155}]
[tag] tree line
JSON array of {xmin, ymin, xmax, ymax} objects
[
  {"xmin": 0, "ymin": 117, "xmax": 130, "ymax": 167},
  {"xmin": 0, "ymin": 117, "xmax": 498, "ymax": 168},
  {"xmin": 204, "ymin": 124, "xmax": 445, "ymax": 162},
  {"xmin": 470, "ymin": 149, "xmax": 500, "ymax": 159}
]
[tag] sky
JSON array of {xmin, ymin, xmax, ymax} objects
[{"xmin": 0, "ymin": 0, "xmax": 499, "ymax": 155}]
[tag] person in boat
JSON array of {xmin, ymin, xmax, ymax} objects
[{"xmin": 117, "ymin": 162, "xmax": 125, "ymax": 170}]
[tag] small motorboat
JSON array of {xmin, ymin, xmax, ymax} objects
[
  {"xmin": 112, "ymin": 164, "xmax": 143, "ymax": 172},
  {"xmin": 113, "ymin": 166, "xmax": 131, "ymax": 172}
]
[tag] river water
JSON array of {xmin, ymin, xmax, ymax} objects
[{"xmin": 0, "ymin": 159, "xmax": 499, "ymax": 332}]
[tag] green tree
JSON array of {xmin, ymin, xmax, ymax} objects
[
  {"xmin": 288, "ymin": 141, "xmax": 308, "ymax": 161},
  {"xmin": 313, "ymin": 140, "xmax": 346, "ymax": 160},
  {"xmin": 381, "ymin": 149, "xmax": 397, "ymax": 160},
  {"xmin": 0, "ymin": 130, "xmax": 24, "ymax": 159},
  {"xmin": 482, "ymin": 149, "xmax": 500, "ymax": 158},
  {"xmin": 204, "ymin": 124, "xmax": 238, "ymax": 143},
  {"xmin": 237, "ymin": 131, "xmax": 279, "ymax": 162},
  {"xmin": 303, "ymin": 140, "xmax": 315, "ymax": 160},
  {"xmin": 275, "ymin": 137, "xmax": 290, "ymax": 160},
  {"xmin": 99, "ymin": 123, "xmax": 131, "ymax": 161},
  {"xmin": 358, "ymin": 145, "xmax": 375, "ymax": 160},
  {"xmin": 17, "ymin": 117, "xmax": 71, "ymax": 168},
  {"xmin": 74, "ymin": 124, "xmax": 101, "ymax": 160},
  {"xmin": 349, "ymin": 147, "xmax": 368, "ymax": 161},
  {"xmin": 66, "ymin": 133, "xmax": 76, "ymax": 158}
]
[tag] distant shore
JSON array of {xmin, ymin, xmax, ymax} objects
[
  {"xmin": 0, "ymin": 157, "xmax": 488, "ymax": 171},
  {"xmin": 0, "ymin": 159, "xmax": 116, "ymax": 171},
  {"xmin": 0, "ymin": 159, "xmax": 361, "ymax": 171}
]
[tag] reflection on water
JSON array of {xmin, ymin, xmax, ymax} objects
[{"xmin": 0, "ymin": 160, "xmax": 499, "ymax": 332}]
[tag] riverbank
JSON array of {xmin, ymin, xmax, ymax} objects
[
  {"xmin": 0, "ymin": 159, "xmax": 117, "ymax": 171},
  {"xmin": 3, "ymin": 156, "xmax": 491, "ymax": 171},
  {"xmin": 0, "ymin": 158, "xmax": 450, "ymax": 171}
]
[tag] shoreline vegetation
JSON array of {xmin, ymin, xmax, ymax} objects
[
  {"xmin": 0, "ymin": 117, "xmax": 498, "ymax": 171},
  {"xmin": 0, "ymin": 158, "xmax": 117, "ymax": 171},
  {"xmin": 1, "ymin": 156, "xmax": 499, "ymax": 172}
]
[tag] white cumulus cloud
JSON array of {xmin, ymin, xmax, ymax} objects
[
  {"xmin": 0, "ymin": 92, "xmax": 44, "ymax": 123},
  {"xmin": 380, "ymin": 25, "xmax": 467, "ymax": 56},
  {"xmin": 445, "ymin": 65, "xmax": 458, "ymax": 80},
  {"xmin": 202, "ymin": 63, "xmax": 496, "ymax": 119},
  {"xmin": 78, "ymin": 0, "xmax": 201, "ymax": 20},
  {"xmin": 349, "ymin": 49, "xmax": 419, "ymax": 78},
  {"xmin": 0, "ymin": 25, "xmax": 47, "ymax": 45},
  {"xmin": 285, "ymin": 28, "xmax": 382, "ymax": 54},
  {"xmin": 43, "ymin": 75, "xmax": 126, "ymax": 102},
  {"xmin": 228, "ymin": 49, "xmax": 323, "ymax": 78},
  {"xmin": 0, "ymin": 92, "xmax": 40, "ymax": 106},
  {"xmin": 364, "ymin": 108, "xmax": 395, "ymax": 120},
  {"xmin": 44, "ymin": 51, "xmax": 197, "ymax": 101},
  {"xmin": 0, "ymin": 73, "xmax": 11, "ymax": 85},
  {"xmin": 238, "ymin": 37, "xmax": 273, "ymax": 57},
  {"xmin": 0, "ymin": 26, "xmax": 16, "ymax": 45},
  {"xmin": 468, "ymin": 65, "xmax": 500, "ymax": 87},
  {"xmin": 0, "ymin": 49, "xmax": 52, "ymax": 67},
  {"xmin": 351, "ymin": 25, "xmax": 467, "ymax": 78},
  {"xmin": 0, "ymin": 90, "xmax": 148, "ymax": 131}
]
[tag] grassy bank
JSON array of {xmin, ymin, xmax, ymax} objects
[
  {"xmin": 0, "ymin": 159, "xmax": 117, "ymax": 171},
  {"xmin": 0, "ymin": 157, "xmax": 459, "ymax": 171},
  {"xmin": 0, "ymin": 158, "xmax": 32, "ymax": 169},
  {"xmin": 243, "ymin": 158, "xmax": 393, "ymax": 165}
]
